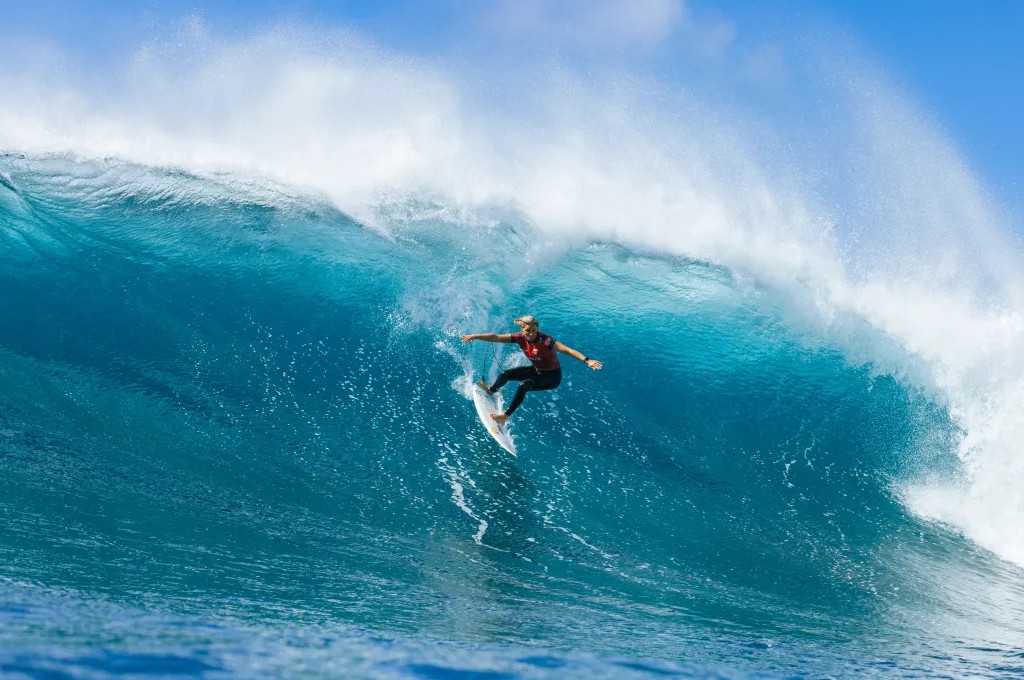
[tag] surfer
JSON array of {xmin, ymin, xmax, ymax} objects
[{"xmin": 461, "ymin": 315, "xmax": 602, "ymax": 425}]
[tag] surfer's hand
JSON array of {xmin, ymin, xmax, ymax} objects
[
  {"xmin": 586, "ymin": 358, "xmax": 603, "ymax": 370},
  {"xmin": 461, "ymin": 334, "xmax": 475, "ymax": 343}
]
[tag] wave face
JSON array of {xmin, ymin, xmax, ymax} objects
[{"xmin": 2, "ymin": 154, "xmax": 1024, "ymax": 678}]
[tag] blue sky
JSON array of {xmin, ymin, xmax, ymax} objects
[
  {"xmin": 2, "ymin": 0, "xmax": 1021, "ymax": 211},
  {"xmin": 804, "ymin": 0, "xmax": 1024, "ymax": 209}
]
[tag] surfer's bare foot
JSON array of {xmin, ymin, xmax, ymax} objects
[
  {"xmin": 476, "ymin": 379, "xmax": 493, "ymax": 394},
  {"xmin": 491, "ymin": 413, "xmax": 509, "ymax": 425}
]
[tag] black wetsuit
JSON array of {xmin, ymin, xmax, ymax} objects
[
  {"xmin": 487, "ymin": 331, "xmax": 563, "ymax": 416},
  {"xmin": 488, "ymin": 366, "xmax": 562, "ymax": 417}
]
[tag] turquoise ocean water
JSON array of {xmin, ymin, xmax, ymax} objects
[{"xmin": 1, "ymin": 153, "xmax": 1023, "ymax": 678}]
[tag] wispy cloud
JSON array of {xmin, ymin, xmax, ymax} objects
[
  {"xmin": 743, "ymin": 43, "xmax": 786, "ymax": 87},
  {"xmin": 479, "ymin": 0, "xmax": 739, "ymax": 62},
  {"xmin": 688, "ymin": 11, "xmax": 735, "ymax": 59},
  {"xmin": 483, "ymin": 0, "xmax": 687, "ymax": 48}
]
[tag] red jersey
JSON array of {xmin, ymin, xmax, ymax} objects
[{"xmin": 512, "ymin": 332, "xmax": 560, "ymax": 371}]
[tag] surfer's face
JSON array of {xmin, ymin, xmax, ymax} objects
[{"xmin": 521, "ymin": 323, "xmax": 539, "ymax": 340}]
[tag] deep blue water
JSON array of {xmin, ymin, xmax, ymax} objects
[{"xmin": 1, "ymin": 154, "xmax": 1023, "ymax": 678}]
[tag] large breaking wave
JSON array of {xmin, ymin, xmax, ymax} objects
[{"xmin": 2, "ymin": 17, "xmax": 1024, "ymax": 679}]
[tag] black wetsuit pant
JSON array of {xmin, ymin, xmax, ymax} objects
[{"xmin": 489, "ymin": 366, "xmax": 562, "ymax": 417}]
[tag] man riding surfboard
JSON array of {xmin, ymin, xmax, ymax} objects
[{"xmin": 461, "ymin": 315, "xmax": 602, "ymax": 425}]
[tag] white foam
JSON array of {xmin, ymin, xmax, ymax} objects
[{"xmin": 2, "ymin": 19, "xmax": 1023, "ymax": 565}]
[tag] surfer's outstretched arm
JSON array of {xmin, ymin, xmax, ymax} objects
[
  {"xmin": 554, "ymin": 341, "xmax": 602, "ymax": 369},
  {"xmin": 461, "ymin": 333, "xmax": 513, "ymax": 343}
]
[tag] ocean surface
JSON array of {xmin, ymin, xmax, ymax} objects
[{"xmin": 2, "ymin": 150, "xmax": 1024, "ymax": 679}]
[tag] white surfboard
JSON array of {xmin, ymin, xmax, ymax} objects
[{"xmin": 472, "ymin": 384, "xmax": 517, "ymax": 456}]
